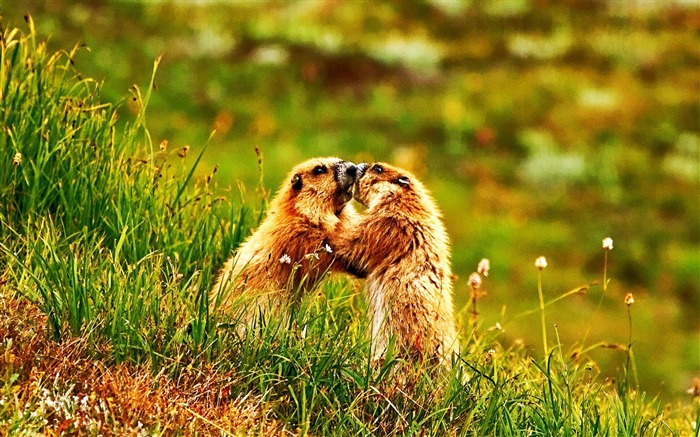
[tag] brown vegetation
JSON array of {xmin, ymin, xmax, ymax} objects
[{"xmin": 0, "ymin": 295, "xmax": 284, "ymax": 435}]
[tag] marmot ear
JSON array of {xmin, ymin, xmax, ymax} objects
[
  {"xmin": 397, "ymin": 176, "xmax": 410, "ymax": 187},
  {"xmin": 291, "ymin": 173, "xmax": 303, "ymax": 190}
]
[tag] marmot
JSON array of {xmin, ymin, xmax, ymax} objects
[
  {"xmin": 333, "ymin": 162, "xmax": 459, "ymax": 365},
  {"xmin": 211, "ymin": 157, "xmax": 358, "ymax": 326}
]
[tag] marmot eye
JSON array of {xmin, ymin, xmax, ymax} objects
[
  {"xmin": 313, "ymin": 165, "xmax": 327, "ymax": 175},
  {"xmin": 372, "ymin": 164, "xmax": 384, "ymax": 173}
]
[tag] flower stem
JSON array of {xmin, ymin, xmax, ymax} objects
[
  {"xmin": 603, "ymin": 250, "xmax": 609, "ymax": 293},
  {"xmin": 470, "ymin": 291, "xmax": 478, "ymax": 322},
  {"xmin": 625, "ymin": 304, "xmax": 633, "ymax": 389},
  {"xmin": 538, "ymin": 270, "xmax": 548, "ymax": 357}
]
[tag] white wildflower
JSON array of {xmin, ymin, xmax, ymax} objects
[
  {"xmin": 477, "ymin": 258, "xmax": 490, "ymax": 276},
  {"xmin": 468, "ymin": 272, "xmax": 481, "ymax": 289},
  {"xmin": 279, "ymin": 254, "xmax": 291, "ymax": 264},
  {"xmin": 602, "ymin": 237, "xmax": 613, "ymax": 250},
  {"xmin": 324, "ymin": 244, "xmax": 333, "ymax": 254},
  {"xmin": 535, "ymin": 256, "xmax": 547, "ymax": 270}
]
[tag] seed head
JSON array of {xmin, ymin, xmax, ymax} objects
[
  {"xmin": 535, "ymin": 256, "xmax": 547, "ymax": 270},
  {"xmin": 177, "ymin": 146, "xmax": 190, "ymax": 158},
  {"xmin": 468, "ymin": 272, "xmax": 481, "ymax": 289},
  {"xmin": 12, "ymin": 152, "xmax": 22, "ymax": 166},
  {"xmin": 624, "ymin": 293, "xmax": 635, "ymax": 306},
  {"xmin": 477, "ymin": 258, "xmax": 490, "ymax": 276},
  {"xmin": 603, "ymin": 237, "xmax": 613, "ymax": 251},
  {"xmin": 687, "ymin": 377, "xmax": 700, "ymax": 398}
]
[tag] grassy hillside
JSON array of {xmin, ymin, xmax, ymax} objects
[
  {"xmin": 0, "ymin": 16, "xmax": 697, "ymax": 437},
  {"xmin": 5, "ymin": 1, "xmax": 698, "ymax": 401}
]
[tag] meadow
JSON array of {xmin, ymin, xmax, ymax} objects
[
  {"xmin": 5, "ymin": 1, "xmax": 697, "ymax": 402},
  {"xmin": 1, "ymin": 5, "xmax": 698, "ymax": 437}
]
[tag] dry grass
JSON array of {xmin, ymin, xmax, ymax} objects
[{"xmin": 0, "ymin": 293, "xmax": 286, "ymax": 436}]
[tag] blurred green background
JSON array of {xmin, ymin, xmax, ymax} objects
[{"xmin": 4, "ymin": 1, "xmax": 698, "ymax": 400}]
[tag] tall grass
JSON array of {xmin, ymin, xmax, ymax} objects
[
  {"xmin": 0, "ymin": 16, "xmax": 249, "ymax": 370},
  {"xmin": 1, "ymin": 17, "xmax": 697, "ymax": 436}
]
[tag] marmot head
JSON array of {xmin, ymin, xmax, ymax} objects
[
  {"xmin": 353, "ymin": 162, "xmax": 421, "ymax": 209},
  {"xmin": 279, "ymin": 157, "xmax": 358, "ymax": 220}
]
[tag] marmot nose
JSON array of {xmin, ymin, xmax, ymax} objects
[
  {"xmin": 346, "ymin": 163, "xmax": 357, "ymax": 179},
  {"xmin": 356, "ymin": 163, "xmax": 368, "ymax": 179}
]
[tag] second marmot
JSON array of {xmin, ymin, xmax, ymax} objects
[{"xmin": 334, "ymin": 162, "xmax": 459, "ymax": 365}]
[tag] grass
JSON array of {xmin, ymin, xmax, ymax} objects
[
  {"xmin": 1, "ymin": 17, "xmax": 698, "ymax": 436},
  {"xmin": 8, "ymin": 1, "xmax": 698, "ymax": 399}
]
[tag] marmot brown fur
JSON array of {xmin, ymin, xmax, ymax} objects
[
  {"xmin": 333, "ymin": 162, "xmax": 459, "ymax": 365},
  {"xmin": 211, "ymin": 157, "xmax": 358, "ymax": 326}
]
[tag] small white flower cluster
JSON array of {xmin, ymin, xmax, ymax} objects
[
  {"xmin": 280, "ymin": 243, "xmax": 332, "ymax": 266},
  {"xmin": 15, "ymin": 382, "xmax": 150, "ymax": 436},
  {"xmin": 18, "ymin": 384, "xmax": 103, "ymax": 433}
]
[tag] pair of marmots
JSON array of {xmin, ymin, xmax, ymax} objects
[{"xmin": 211, "ymin": 157, "xmax": 459, "ymax": 365}]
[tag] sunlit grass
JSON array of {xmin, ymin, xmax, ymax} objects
[
  {"xmin": 0, "ymin": 16, "xmax": 248, "ymax": 371},
  {"xmin": 0, "ymin": 18, "xmax": 697, "ymax": 436}
]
